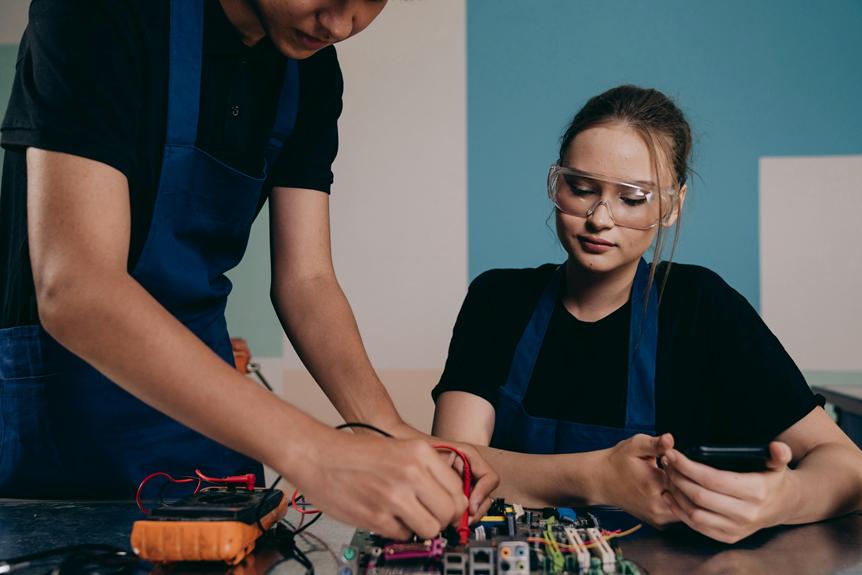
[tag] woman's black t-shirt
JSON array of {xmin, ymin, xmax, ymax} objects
[
  {"xmin": 432, "ymin": 262, "xmax": 823, "ymax": 447},
  {"xmin": 0, "ymin": 0, "xmax": 342, "ymax": 327}
]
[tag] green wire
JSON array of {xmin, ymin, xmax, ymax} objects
[{"xmin": 542, "ymin": 518, "xmax": 565, "ymax": 573}]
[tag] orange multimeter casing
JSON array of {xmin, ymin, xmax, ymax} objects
[{"xmin": 131, "ymin": 488, "xmax": 289, "ymax": 565}]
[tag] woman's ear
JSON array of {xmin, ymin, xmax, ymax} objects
[{"xmin": 662, "ymin": 183, "xmax": 687, "ymax": 228}]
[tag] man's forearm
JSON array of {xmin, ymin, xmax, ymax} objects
[
  {"xmin": 273, "ymin": 272, "xmax": 404, "ymax": 430},
  {"xmin": 40, "ymin": 268, "xmax": 335, "ymax": 478},
  {"xmin": 472, "ymin": 445, "xmax": 608, "ymax": 508}
]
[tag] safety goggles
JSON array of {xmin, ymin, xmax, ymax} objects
[{"xmin": 547, "ymin": 165, "xmax": 679, "ymax": 230}]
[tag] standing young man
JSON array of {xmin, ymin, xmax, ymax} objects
[{"xmin": 0, "ymin": 0, "xmax": 496, "ymax": 540}]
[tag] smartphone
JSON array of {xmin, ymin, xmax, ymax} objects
[{"xmin": 682, "ymin": 445, "xmax": 771, "ymax": 472}]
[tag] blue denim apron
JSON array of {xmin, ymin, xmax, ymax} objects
[
  {"xmin": 0, "ymin": 0, "xmax": 299, "ymax": 497},
  {"xmin": 490, "ymin": 259, "xmax": 658, "ymax": 454}
]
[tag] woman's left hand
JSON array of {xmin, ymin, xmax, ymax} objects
[{"xmin": 661, "ymin": 442, "xmax": 796, "ymax": 544}]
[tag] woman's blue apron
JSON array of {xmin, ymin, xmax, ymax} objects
[
  {"xmin": 0, "ymin": 0, "xmax": 299, "ymax": 497},
  {"xmin": 490, "ymin": 259, "xmax": 658, "ymax": 454}
]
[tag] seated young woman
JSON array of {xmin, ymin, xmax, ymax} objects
[{"xmin": 431, "ymin": 85, "xmax": 862, "ymax": 543}]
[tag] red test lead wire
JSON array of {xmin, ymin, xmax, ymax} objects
[
  {"xmin": 193, "ymin": 469, "xmax": 256, "ymax": 492},
  {"xmin": 433, "ymin": 445, "xmax": 472, "ymax": 545},
  {"xmin": 135, "ymin": 472, "xmax": 201, "ymax": 514},
  {"xmin": 135, "ymin": 470, "xmax": 256, "ymax": 514},
  {"xmin": 291, "ymin": 489, "xmax": 321, "ymax": 515}
]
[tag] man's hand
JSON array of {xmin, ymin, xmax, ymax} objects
[
  {"xmin": 289, "ymin": 431, "xmax": 468, "ymax": 540},
  {"xmin": 437, "ymin": 441, "xmax": 500, "ymax": 521},
  {"xmin": 386, "ymin": 420, "xmax": 501, "ymax": 522},
  {"xmin": 598, "ymin": 433, "xmax": 678, "ymax": 528},
  {"xmin": 661, "ymin": 441, "xmax": 795, "ymax": 543}
]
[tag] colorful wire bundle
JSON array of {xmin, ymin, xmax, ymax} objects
[{"xmin": 528, "ymin": 522, "xmax": 643, "ymax": 551}]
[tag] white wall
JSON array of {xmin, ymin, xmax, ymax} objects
[
  {"xmin": 760, "ymin": 155, "xmax": 862, "ymax": 371},
  {"xmin": 281, "ymin": 1, "xmax": 467, "ymax": 430}
]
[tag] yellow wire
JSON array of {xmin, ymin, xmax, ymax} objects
[{"xmin": 610, "ymin": 524, "xmax": 642, "ymax": 540}]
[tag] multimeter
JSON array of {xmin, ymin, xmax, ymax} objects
[{"xmin": 131, "ymin": 487, "xmax": 289, "ymax": 564}]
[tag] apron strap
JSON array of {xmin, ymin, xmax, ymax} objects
[
  {"xmin": 498, "ymin": 259, "xmax": 658, "ymax": 428},
  {"xmin": 503, "ymin": 266, "xmax": 564, "ymax": 402},
  {"xmin": 625, "ymin": 258, "xmax": 658, "ymax": 431},
  {"xmin": 165, "ymin": 0, "xmax": 204, "ymax": 147}
]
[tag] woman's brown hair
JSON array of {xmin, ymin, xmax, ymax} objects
[{"xmin": 558, "ymin": 85, "xmax": 693, "ymax": 304}]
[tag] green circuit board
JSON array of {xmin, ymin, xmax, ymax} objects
[{"xmin": 335, "ymin": 501, "xmax": 644, "ymax": 575}]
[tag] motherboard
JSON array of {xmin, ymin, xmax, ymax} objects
[{"xmin": 336, "ymin": 500, "xmax": 643, "ymax": 574}]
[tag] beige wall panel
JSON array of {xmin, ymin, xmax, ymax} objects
[
  {"xmin": 0, "ymin": 0, "xmax": 28, "ymax": 44},
  {"xmin": 760, "ymin": 155, "xmax": 862, "ymax": 371},
  {"xmin": 283, "ymin": 0, "xmax": 467, "ymax": 380},
  {"xmin": 279, "ymin": 368, "xmax": 441, "ymax": 434}
]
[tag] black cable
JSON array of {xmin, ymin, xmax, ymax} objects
[
  {"xmin": 254, "ymin": 487, "xmax": 285, "ymax": 534},
  {"xmin": 289, "ymin": 494, "xmax": 322, "ymax": 534},
  {"xmin": 1, "ymin": 544, "xmax": 142, "ymax": 575},
  {"xmin": 51, "ymin": 548, "xmax": 144, "ymax": 575},
  {"xmin": 291, "ymin": 546, "xmax": 314, "ymax": 574},
  {"xmin": 251, "ymin": 473, "xmax": 284, "ymax": 533},
  {"xmin": 293, "ymin": 511, "xmax": 323, "ymax": 535},
  {"xmin": 280, "ymin": 519, "xmax": 337, "ymax": 565},
  {"xmin": 263, "ymin": 524, "xmax": 315, "ymax": 575},
  {"xmin": 1, "ymin": 545, "xmax": 128, "ymax": 568},
  {"xmin": 248, "ymin": 363, "xmax": 274, "ymax": 392},
  {"xmin": 335, "ymin": 422, "xmax": 393, "ymax": 437}
]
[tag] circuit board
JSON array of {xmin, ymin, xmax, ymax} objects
[{"xmin": 335, "ymin": 500, "xmax": 643, "ymax": 574}]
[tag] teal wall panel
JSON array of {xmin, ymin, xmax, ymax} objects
[
  {"xmin": 467, "ymin": 0, "xmax": 862, "ymax": 308},
  {"xmin": 224, "ymin": 208, "xmax": 282, "ymax": 357}
]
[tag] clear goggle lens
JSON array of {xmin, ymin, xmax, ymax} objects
[{"xmin": 547, "ymin": 165, "xmax": 677, "ymax": 230}]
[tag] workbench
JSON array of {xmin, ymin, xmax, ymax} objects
[{"xmin": 2, "ymin": 499, "xmax": 862, "ymax": 574}]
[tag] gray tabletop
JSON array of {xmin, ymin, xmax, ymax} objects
[
  {"xmin": 2, "ymin": 499, "xmax": 862, "ymax": 574},
  {"xmin": 814, "ymin": 385, "xmax": 862, "ymax": 416}
]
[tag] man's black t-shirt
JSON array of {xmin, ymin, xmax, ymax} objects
[
  {"xmin": 0, "ymin": 0, "xmax": 342, "ymax": 327},
  {"xmin": 432, "ymin": 262, "xmax": 823, "ymax": 447}
]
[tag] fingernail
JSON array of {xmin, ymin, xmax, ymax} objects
[{"xmin": 661, "ymin": 456, "xmax": 669, "ymax": 467}]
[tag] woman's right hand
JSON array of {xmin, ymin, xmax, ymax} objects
[
  {"xmin": 598, "ymin": 433, "xmax": 679, "ymax": 528},
  {"xmin": 286, "ymin": 430, "xmax": 469, "ymax": 541}
]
